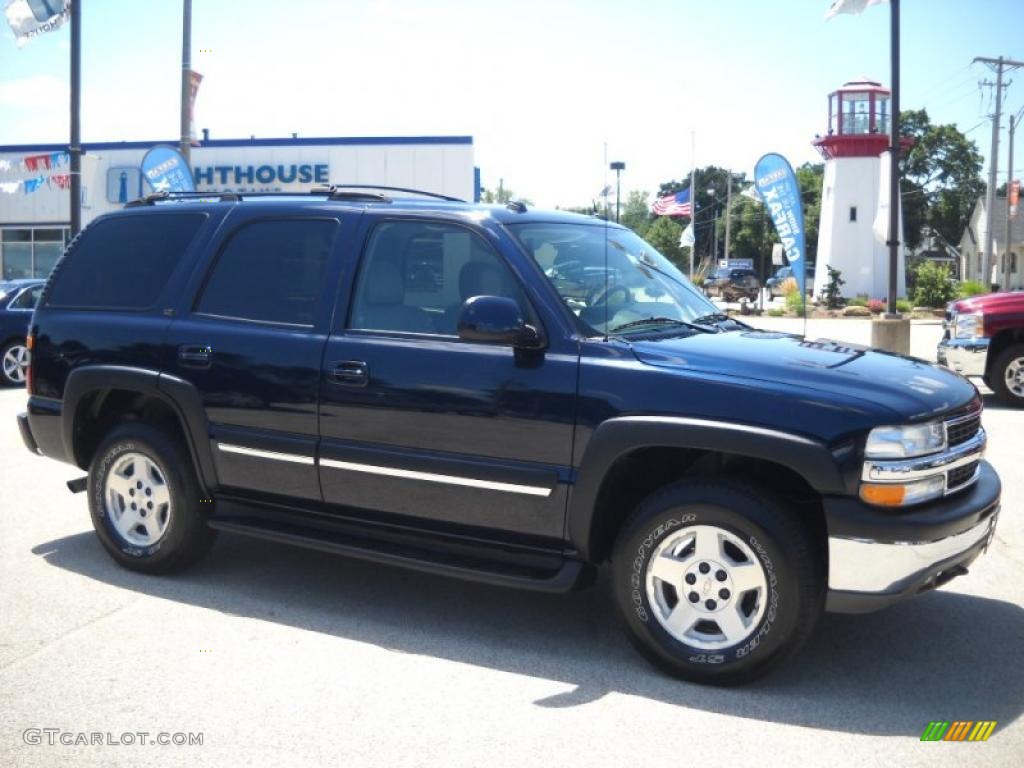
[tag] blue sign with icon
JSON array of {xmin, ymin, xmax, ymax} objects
[
  {"xmin": 754, "ymin": 153, "xmax": 806, "ymax": 297},
  {"xmin": 141, "ymin": 146, "xmax": 195, "ymax": 193}
]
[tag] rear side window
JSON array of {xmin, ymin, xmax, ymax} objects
[
  {"xmin": 45, "ymin": 214, "xmax": 205, "ymax": 309},
  {"xmin": 195, "ymin": 218, "xmax": 337, "ymax": 326}
]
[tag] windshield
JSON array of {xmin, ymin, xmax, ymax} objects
[
  {"xmin": 507, "ymin": 222, "xmax": 717, "ymax": 335},
  {"xmin": 712, "ymin": 267, "xmax": 731, "ymax": 278}
]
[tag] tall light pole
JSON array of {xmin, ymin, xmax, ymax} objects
[
  {"xmin": 724, "ymin": 170, "xmax": 733, "ymax": 261},
  {"xmin": 179, "ymin": 0, "xmax": 193, "ymax": 165},
  {"xmin": 885, "ymin": 0, "xmax": 901, "ymax": 318},
  {"xmin": 69, "ymin": 0, "xmax": 81, "ymax": 236},
  {"xmin": 610, "ymin": 161, "xmax": 625, "ymax": 223}
]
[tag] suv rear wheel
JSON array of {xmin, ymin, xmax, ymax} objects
[
  {"xmin": 88, "ymin": 423, "xmax": 216, "ymax": 573},
  {"xmin": 611, "ymin": 478, "xmax": 823, "ymax": 685}
]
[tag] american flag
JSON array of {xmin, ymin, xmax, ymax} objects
[{"xmin": 650, "ymin": 189, "xmax": 692, "ymax": 217}]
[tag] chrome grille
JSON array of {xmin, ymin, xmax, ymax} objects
[
  {"xmin": 947, "ymin": 461, "xmax": 980, "ymax": 492},
  {"xmin": 946, "ymin": 412, "xmax": 981, "ymax": 448}
]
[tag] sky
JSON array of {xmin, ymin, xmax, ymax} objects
[{"xmin": 0, "ymin": 0, "xmax": 1022, "ymax": 208}]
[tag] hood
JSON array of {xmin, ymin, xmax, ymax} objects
[
  {"xmin": 950, "ymin": 291, "xmax": 1024, "ymax": 315},
  {"xmin": 630, "ymin": 329, "xmax": 976, "ymax": 421}
]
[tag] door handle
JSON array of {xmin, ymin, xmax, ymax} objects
[
  {"xmin": 328, "ymin": 360, "xmax": 369, "ymax": 387},
  {"xmin": 177, "ymin": 345, "xmax": 213, "ymax": 368}
]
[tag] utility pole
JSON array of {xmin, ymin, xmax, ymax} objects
[
  {"xmin": 724, "ymin": 170, "xmax": 732, "ymax": 261},
  {"xmin": 179, "ymin": 0, "xmax": 193, "ymax": 164},
  {"xmin": 1005, "ymin": 107, "xmax": 1023, "ymax": 291},
  {"xmin": 69, "ymin": 0, "xmax": 81, "ymax": 236},
  {"xmin": 974, "ymin": 55, "xmax": 1024, "ymax": 289}
]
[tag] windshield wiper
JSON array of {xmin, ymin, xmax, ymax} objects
[
  {"xmin": 692, "ymin": 312, "xmax": 745, "ymax": 329},
  {"xmin": 609, "ymin": 316, "xmax": 705, "ymax": 334}
]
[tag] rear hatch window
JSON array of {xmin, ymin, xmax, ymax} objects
[{"xmin": 44, "ymin": 213, "xmax": 206, "ymax": 310}]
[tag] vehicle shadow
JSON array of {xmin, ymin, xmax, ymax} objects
[{"xmin": 33, "ymin": 530, "xmax": 1024, "ymax": 736}]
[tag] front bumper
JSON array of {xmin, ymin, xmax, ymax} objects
[
  {"xmin": 825, "ymin": 460, "xmax": 1000, "ymax": 613},
  {"xmin": 937, "ymin": 336, "xmax": 989, "ymax": 377}
]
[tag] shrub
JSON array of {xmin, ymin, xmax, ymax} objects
[
  {"xmin": 767, "ymin": 307, "xmax": 785, "ymax": 317},
  {"xmin": 821, "ymin": 266, "xmax": 846, "ymax": 309},
  {"xmin": 896, "ymin": 298, "xmax": 912, "ymax": 313},
  {"xmin": 867, "ymin": 299, "xmax": 885, "ymax": 314},
  {"xmin": 957, "ymin": 279, "xmax": 986, "ymax": 298},
  {"xmin": 847, "ymin": 294, "xmax": 869, "ymax": 307},
  {"xmin": 786, "ymin": 291, "xmax": 806, "ymax": 314},
  {"xmin": 912, "ymin": 262, "xmax": 957, "ymax": 307},
  {"xmin": 780, "ymin": 276, "xmax": 799, "ymax": 296}
]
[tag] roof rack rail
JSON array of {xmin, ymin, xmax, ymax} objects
[
  {"xmin": 506, "ymin": 200, "xmax": 528, "ymax": 213},
  {"xmin": 124, "ymin": 190, "xmax": 241, "ymax": 207},
  {"xmin": 312, "ymin": 184, "xmax": 464, "ymax": 202}
]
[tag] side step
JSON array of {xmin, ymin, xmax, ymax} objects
[{"xmin": 207, "ymin": 512, "xmax": 591, "ymax": 594}]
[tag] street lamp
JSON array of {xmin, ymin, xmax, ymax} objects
[{"xmin": 610, "ymin": 161, "xmax": 625, "ymax": 223}]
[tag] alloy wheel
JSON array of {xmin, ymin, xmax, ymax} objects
[
  {"xmin": 645, "ymin": 524, "xmax": 768, "ymax": 650},
  {"xmin": 103, "ymin": 452, "xmax": 172, "ymax": 546}
]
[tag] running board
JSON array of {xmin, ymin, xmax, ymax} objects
[{"xmin": 207, "ymin": 514, "xmax": 591, "ymax": 593}]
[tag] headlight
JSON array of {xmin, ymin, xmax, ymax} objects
[
  {"xmin": 865, "ymin": 422, "xmax": 946, "ymax": 459},
  {"xmin": 952, "ymin": 311, "xmax": 984, "ymax": 339}
]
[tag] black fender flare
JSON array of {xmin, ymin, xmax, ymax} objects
[
  {"xmin": 62, "ymin": 366, "xmax": 217, "ymax": 492},
  {"xmin": 567, "ymin": 416, "xmax": 847, "ymax": 561}
]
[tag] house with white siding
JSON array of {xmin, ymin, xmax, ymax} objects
[{"xmin": 959, "ymin": 196, "xmax": 1024, "ymax": 289}]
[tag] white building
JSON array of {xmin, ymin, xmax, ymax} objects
[
  {"xmin": 812, "ymin": 79, "xmax": 906, "ymax": 299},
  {"xmin": 958, "ymin": 196, "xmax": 1023, "ymax": 290},
  {"xmin": 0, "ymin": 134, "xmax": 477, "ymax": 280}
]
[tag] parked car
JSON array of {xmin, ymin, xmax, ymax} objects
[
  {"xmin": 0, "ymin": 279, "xmax": 45, "ymax": 386},
  {"xmin": 765, "ymin": 265, "xmax": 816, "ymax": 299},
  {"xmin": 703, "ymin": 267, "xmax": 760, "ymax": 302},
  {"xmin": 18, "ymin": 189, "xmax": 999, "ymax": 685},
  {"xmin": 938, "ymin": 290, "xmax": 1024, "ymax": 406}
]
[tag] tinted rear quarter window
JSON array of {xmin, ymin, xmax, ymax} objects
[
  {"xmin": 45, "ymin": 213, "xmax": 206, "ymax": 309},
  {"xmin": 195, "ymin": 218, "xmax": 337, "ymax": 326}
]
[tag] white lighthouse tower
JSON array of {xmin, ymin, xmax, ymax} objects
[{"xmin": 813, "ymin": 79, "xmax": 906, "ymax": 299}]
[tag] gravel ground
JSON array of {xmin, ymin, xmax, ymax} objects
[{"xmin": 1, "ymin": 318, "xmax": 1020, "ymax": 767}]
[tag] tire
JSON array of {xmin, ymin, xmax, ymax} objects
[
  {"xmin": 1, "ymin": 340, "xmax": 29, "ymax": 387},
  {"xmin": 611, "ymin": 478, "xmax": 823, "ymax": 685},
  {"xmin": 990, "ymin": 343, "xmax": 1024, "ymax": 407},
  {"xmin": 88, "ymin": 422, "xmax": 217, "ymax": 573}
]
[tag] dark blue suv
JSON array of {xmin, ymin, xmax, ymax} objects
[{"xmin": 17, "ymin": 188, "xmax": 1000, "ymax": 684}]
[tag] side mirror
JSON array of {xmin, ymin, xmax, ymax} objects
[{"xmin": 457, "ymin": 296, "xmax": 544, "ymax": 350}]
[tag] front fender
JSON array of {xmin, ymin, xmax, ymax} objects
[{"xmin": 567, "ymin": 416, "xmax": 848, "ymax": 561}]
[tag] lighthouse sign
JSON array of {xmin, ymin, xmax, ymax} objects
[{"xmin": 754, "ymin": 153, "xmax": 807, "ymax": 296}]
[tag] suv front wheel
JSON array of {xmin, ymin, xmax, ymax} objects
[
  {"xmin": 612, "ymin": 479, "xmax": 823, "ymax": 685},
  {"xmin": 88, "ymin": 422, "xmax": 217, "ymax": 573}
]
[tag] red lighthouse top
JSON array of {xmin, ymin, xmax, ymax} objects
[{"xmin": 813, "ymin": 79, "xmax": 891, "ymax": 159}]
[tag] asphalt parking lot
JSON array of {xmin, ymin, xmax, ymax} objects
[{"xmin": 1, "ymin": 318, "xmax": 1021, "ymax": 767}]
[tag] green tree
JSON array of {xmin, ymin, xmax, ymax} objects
[
  {"xmin": 620, "ymin": 190, "xmax": 652, "ymax": 237},
  {"xmin": 480, "ymin": 185, "xmax": 533, "ymax": 206},
  {"xmin": 645, "ymin": 215, "xmax": 688, "ymax": 273},
  {"xmin": 899, "ymin": 109, "xmax": 985, "ymax": 250}
]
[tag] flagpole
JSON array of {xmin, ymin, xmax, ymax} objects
[
  {"xmin": 69, "ymin": 0, "xmax": 82, "ymax": 236},
  {"xmin": 689, "ymin": 130, "xmax": 697, "ymax": 279}
]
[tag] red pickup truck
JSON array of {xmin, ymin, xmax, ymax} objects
[{"xmin": 938, "ymin": 291, "xmax": 1024, "ymax": 406}]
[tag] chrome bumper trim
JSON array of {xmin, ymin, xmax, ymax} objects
[
  {"xmin": 827, "ymin": 513, "xmax": 998, "ymax": 593},
  {"xmin": 937, "ymin": 337, "xmax": 989, "ymax": 377},
  {"xmin": 862, "ymin": 428, "xmax": 986, "ymax": 484}
]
